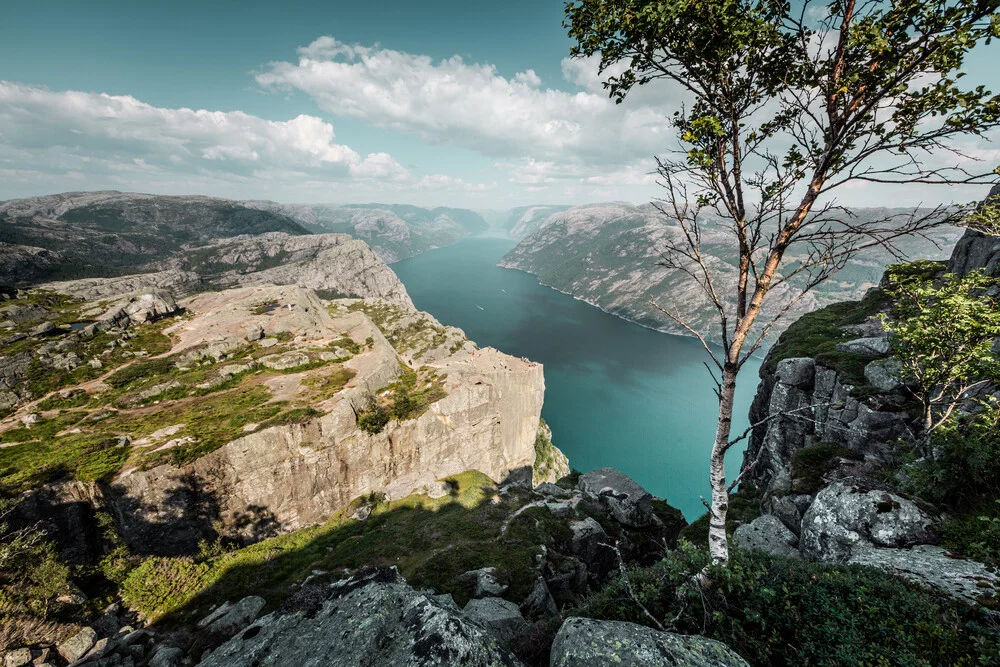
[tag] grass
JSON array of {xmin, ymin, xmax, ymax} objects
[
  {"xmin": 119, "ymin": 471, "xmax": 571, "ymax": 623},
  {"xmin": 356, "ymin": 367, "xmax": 448, "ymax": 433},
  {"xmin": 345, "ymin": 301, "xmax": 462, "ymax": 359},
  {"xmin": 0, "ymin": 431, "xmax": 129, "ymax": 491},
  {"xmin": 789, "ymin": 442, "xmax": 863, "ymax": 494}
]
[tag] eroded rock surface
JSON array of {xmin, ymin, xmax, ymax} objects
[
  {"xmin": 550, "ymin": 617, "xmax": 750, "ymax": 667},
  {"xmin": 199, "ymin": 569, "xmax": 524, "ymax": 667}
]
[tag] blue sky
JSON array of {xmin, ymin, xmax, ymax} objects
[{"xmin": 1, "ymin": 0, "xmax": 998, "ymax": 208}]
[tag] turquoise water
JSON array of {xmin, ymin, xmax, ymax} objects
[{"xmin": 392, "ymin": 236, "xmax": 761, "ymax": 520}]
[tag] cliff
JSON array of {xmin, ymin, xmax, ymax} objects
[{"xmin": 734, "ymin": 187, "xmax": 1000, "ymax": 610}]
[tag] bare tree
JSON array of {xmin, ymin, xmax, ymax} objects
[{"xmin": 567, "ymin": 0, "xmax": 1000, "ymax": 564}]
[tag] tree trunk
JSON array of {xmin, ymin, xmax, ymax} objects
[{"xmin": 707, "ymin": 363, "xmax": 738, "ymax": 565}]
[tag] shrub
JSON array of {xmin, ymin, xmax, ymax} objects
[
  {"xmin": 580, "ymin": 543, "xmax": 1000, "ymax": 666},
  {"xmin": 357, "ymin": 399, "xmax": 390, "ymax": 434}
]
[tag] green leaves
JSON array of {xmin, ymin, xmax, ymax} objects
[{"xmin": 882, "ymin": 265, "xmax": 1000, "ymax": 432}]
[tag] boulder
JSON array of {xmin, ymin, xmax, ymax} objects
[
  {"xmin": 463, "ymin": 597, "xmax": 529, "ymax": 647},
  {"xmin": 550, "ymin": 617, "xmax": 750, "ymax": 667},
  {"xmin": 147, "ymin": 646, "xmax": 185, "ymax": 667},
  {"xmin": 259, "ymin": 351, "xmax": 310, "ymax": 371},
  {"xmin": 578, "ymin": 468, "xmax": 657, "ymax": 528},
  {"xmin": 568, "ymin": 517, "xmax": 609, "ymax": 564},
  {"xmin": 864, "ymin": 358, "xmax": 903, "ymax": 392},
  {"xmin": 519, "ymin": 577, "xmax": 558, "ymax": 619},
  {"xmin": 459, "ymin": 567, "xmax": 508, "ymax": 599},
  {"xmin": 775, "ymin": 358, "xmax": 815, "ymax": 389},
  {"xmin": 733, "ymin": 514, "xmax": 799, "ymax": 558},
  {"xmin": 246, "ymin": 323, "xmax": 265, "ymax": 341},
  {"xmin": 199, "ymin": 568, "xmax": 523, "ymax": 667},
  {"xmin": 767, "ymin": 494, "xmax": 812, "ymax": 536},
  {"xmin": 3, "ymin": 648, "xmax": 32, "ymax": 667},
  {"xmin": 849, "ymin": 544, "xmax": 1000, "ymax": 608},
  {"xmin": 534, "ymin": 482, "xmax": 570, "ymax": 498},
  {"xmin": 57, "ymin": 627, "xmax": 97, "ymax": 663},
  {"xmin": 204, "ymin": 595, "xmax": 266, "ymax": 638},
  {"xmin": 122, "ymin": 291, "xmax": 179, "ymax": 324},
  {"xmin": 800, "ymin": 483, "xmax": 933, "ymax": 562},
  {"xmin": 835, "ymin": 337, "xmax": 891, "ymax": 356},
  {"xmin": 29, "ymin": 321, "xmax": 57, "ymax": 337}
]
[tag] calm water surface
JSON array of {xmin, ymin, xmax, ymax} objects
[{"xmin": 392, "ymin": 236, "xmax": 761, "ymax": 519}]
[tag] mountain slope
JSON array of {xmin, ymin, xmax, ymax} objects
[
  {"xmin": 246, "ymin": 201, "xmax": 489, "ymax": 263},
  {"xmin": 500, "ymin": 202, "xmax": 965, "ymax": 348},
  {"xmin": 0, "ymin": 191, "xmax": 309, "ymax": 283}
]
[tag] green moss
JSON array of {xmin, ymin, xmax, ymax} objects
[
  {"xmin": 790, "ymin": 442, "xmax": 862, "ymax": 494},
  {"xmin": 766, "ymin": 288, "xmax": 889, "ymax": 373},
  {"xmin": 0, "ymin": 432, "xmax": 128, "ymax": 491}
]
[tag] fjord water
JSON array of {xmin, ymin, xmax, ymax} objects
[{"xmin": 392, "ymin": 236, "xmax": 761, "ymax": 520}]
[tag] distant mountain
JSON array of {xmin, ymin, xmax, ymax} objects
[
  {"xmin": 0, "ymin": 191, "xmax": 310, "ymax": 285},
  {"xmin": 246, "ymin": 201, "xmax": 488, "ymax": 263},
  {"xmin": 503, "ymin": 205, "xmax": 572, "ymax": 238},
  {"xmin": 499, "ymin": 202, "xmax": 965, "ymax": 348}
]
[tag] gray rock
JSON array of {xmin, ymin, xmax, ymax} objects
[
  {"xmin": 122, "ymin": 291, "xmax": 179, "ymax": 324},
  {"xmin": 775, "ymin": 357, "xmax": 815, "ymax": 389},
  {"xmin": 864, "ymin": 358, "xmax": 903, "ymax": 392},
  {"xmin": 767, "ymin": 494, "xmax": 810, "ymax": 536},
  {"xmin": 569, "ymin": 517, "xmax": 609, "ymax": 563},
  {"xmin": 544, "ymin": 500, "xmax": 572, "ymax": 517},
  {"xmin": 199, "ymin": 568, "xmax": 523, "ymax": 667},
  {"xmin": 501, "ymin": 465, "xmax": 534, "ymax": 490},
  {"xmin": 848, "ymin": 544, "xmax": 1000, "ymax": 608},
  {"xmin": 197, "ymin": 601, "xmax": 233, "ymax": 629},
  {"xmin": 57, "ymin": 627, "xmax": 97, "ymax": 663},
  {"xmin": 29, "ymin": 321, "xmax": 57, "ymax": 337},
  {"xmin": 258, "ymin": 337, "xmax": 279, "ymax": 348},
  {"xmin": 733, "ymin": 514, "xmax": 799, "ymax": 558},
  {"xmin": 835, "ymin": 337, "xmax": 890, "ymax": 356},
  {"xmin": 578, "ymin": 468, "xmax": 656, "ymax": 528},
  {"xmin": 259, "ymin": 351, "xmax": 310, "ymax": 371},
  {"xmin": 800, "ymin": 482, "xmax": 933, "ymax": 562},
  {"xmin": 534, "ymin": 482, "xmax": 570, "ymax": 498},
  {"xmin": 430, "ymin": 593, "xmax": 460, "ymax": 612},
  {"xmin": 205, "ymin": 595, "xmax": 266, "ymax": 637},
  {"xmin": 459, "ymin": 567, "xmax": 507, "ymax": 598},
  {"xmin": 463, "ymin": 597, "xmax": 528, "ymax": 647},
  {"xmin": 520, "ymin": 577, "xmax": 558, "ymax": 619},
  {"xmin": 246, "ymin": 323, "xmax": 265, "ymax": 341},
  {"xmin": 3, "ymin": 648, "xmax": 32, "ymax": 667},
  {"xmin": 550, "ymin": 617, "xmax": 750, "ymax": 667},
  {"xmin": 147, "ymin": 646, "xmax": 184, "ymax": 667}
]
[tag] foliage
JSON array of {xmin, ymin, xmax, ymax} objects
[
  {"xmin": 356, "ymin": 397, "xmax": 391, "ymax": 434},
  {"xmin": 580, "ymin": 543, "xmax": 1000, "ymax": 666},
  {"xmin": 0, "ymin": 497, "xmax": 72, "ymax": 634},
  {"xmin": 119, "ymin": 471, "xmax": 565, "ymax": 622},
  {"xmin": 882, "ymin": 268, "xmax": 1000, "ymax": 433},
  {"xmin": 938, "ymin": 500, "xmax": 1000, "ymax": 570},
  {"xmin": 790, "ymin": 442, "xmax": 862, "ymax": 494},
  {"xmin": 0, "ymin": 432, "xmax": 129, "ymax": 491}
]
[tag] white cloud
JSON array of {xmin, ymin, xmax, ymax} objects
[
  {"xmin": 255, "ymin": 37, "xmax": 679, "ymax": 168},
  {"xmin": 0, "ymin": 81, "xmax": 504, "ymax": 203},
  {"xmin": 0, "ymin": 81, "xmax": 407, "ymax": 180}
]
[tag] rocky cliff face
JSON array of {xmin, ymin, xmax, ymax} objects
[
  {"xmin": 41, "ymin": 232, "xmax": 414, "ymax": 309},
  {"xmin": 2, "ymin": 281, "xmax": 544, "ymax": 554},
  {"xmin": 109, "ymin": 286, "xmax": 543, "ymax": 550},
  {"xmin": 736, "ymin": 187, "xmax": 1000, "ymax": 608}
]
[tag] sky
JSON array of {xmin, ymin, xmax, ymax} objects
[{"xmin": 1, "ymin": 0, "xmax": 998, "ymax": 209}]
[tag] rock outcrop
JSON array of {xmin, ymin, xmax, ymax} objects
[
  {"xmin": 199, "ymin": 568, "xmax": 524, "ymax": 667},
  {"xmin": 550, "ymin": 617, "xmax": 750, "ymax": 667},
  {"xmin": 102, "ymin": 285, "xmax": 542, "ymax": 551}
]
